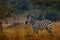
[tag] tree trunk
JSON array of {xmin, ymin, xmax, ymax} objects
[
  {"xmin": 41, "ymin": 5, "xmax": 46, "ymax": 20},
  {"xmin": 5, "ymin": 17, "xmax": 8, "ymax": 24},
  {"xmin": 0, "ymin": 18, "xmax": 3, "ymax": 32}
]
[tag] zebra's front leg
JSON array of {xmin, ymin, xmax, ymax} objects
[
  {"xmin": 35, "ymin": 30, "xmax": 38, "ymax": 35},
  {"xmin": 33, "ymin": 28, "xmax": 38, "ymax": 35}
]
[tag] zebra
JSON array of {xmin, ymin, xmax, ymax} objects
[{"xmin": 25, "ymin": 15, "xmax": 53, "ymax": 35}]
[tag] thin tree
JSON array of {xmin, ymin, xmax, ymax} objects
[{"xmin": 0, "ymin": 0, "xmax": 14, "ymax": 32}]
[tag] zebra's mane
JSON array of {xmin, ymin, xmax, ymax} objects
[
  {"xmin": 27, "ymin": 15, "xmax": 37, "ymax": 20},
  {"xmin": 27, "ymin": 15, "xmax": 52, "ymax": 21},
  {"xmin": 30, "ymin": 16, "xmax": 37, "ymax": 20}
]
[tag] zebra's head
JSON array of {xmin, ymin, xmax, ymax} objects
[{"xmin": 25, "ymin": 15, "xmax": 35, "ymax": 25}]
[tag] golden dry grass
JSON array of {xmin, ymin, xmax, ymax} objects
[{"xmin": 0, "ymin": 22, "xmax": 60, "ymax": 40}]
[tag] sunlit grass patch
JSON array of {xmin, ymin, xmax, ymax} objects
[{"xmin": 1, "ymin": 22, "xmax": 60, "ymax": 40}]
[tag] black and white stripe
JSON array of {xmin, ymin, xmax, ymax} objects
[{"xmin": 26, "ymin": 15, "xmax": 52, "ymax": 35}]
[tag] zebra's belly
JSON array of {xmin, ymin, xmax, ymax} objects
[
  {"xmin": 38, "ymin": 26, "xmax": 44, "ymax": 30},
  {"xmin": 33, "ymin": 25, "xmax": 44, "ymax": 30}
]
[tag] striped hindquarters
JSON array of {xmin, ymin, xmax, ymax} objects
[
  {"xmin": 37, "ymin": 19, "xmax": 52, "ymax": 30},
  {"xmin": 41, "ymin": 19, "xmax": 52, "ymax": 29}
]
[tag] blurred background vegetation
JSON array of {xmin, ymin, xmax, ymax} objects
[
  {"xmin": 0, "ymin": 0, "xmax": 60, "ymax": 32},
  {"xmin": 0, "ymin": 0, "xmax": 60, "ymax": 21}
]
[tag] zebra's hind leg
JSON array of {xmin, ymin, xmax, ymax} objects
[
  {"xmin": 46, "ymin": 27, "xmax": 52, "ymax": 33},
  {"xmin": 45, "ymin": 27, "xmax": 53, "ymax": 36}
]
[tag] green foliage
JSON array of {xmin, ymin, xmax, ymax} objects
[
  {"xmin": 46, "ymin": 13, "xmax": 58, "ymax": 21},
  {"xmin": 46, "ymin": 7, "xmax": 60, "ymax": 21},
  {"xmin": 0, "ymin": 0, "xmax": 8, "ymax": 18},
  {"xmin": 0, "ymin": 0, "xmax": 15, "ymax": 18},
  {"xmin": 30, "ymin": 12, "xmax": 42, "ymax": 20},
  {"xmin": 30, "ymin": 7, "xmax": 60, "ymax": 21}
]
